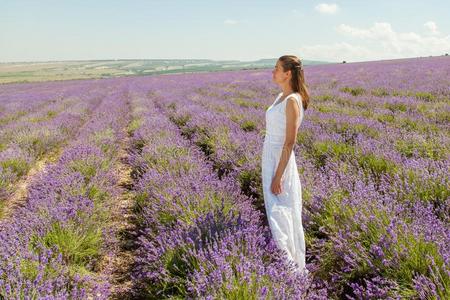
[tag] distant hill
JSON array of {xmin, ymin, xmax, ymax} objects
[{"xmin": 0, "ymin": 58, "xmax": 333, "ymax": 84}]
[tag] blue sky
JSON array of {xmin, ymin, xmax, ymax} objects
[{"xmin": 1, "ymin": 0, "xmax": 449, "ymax": 63}]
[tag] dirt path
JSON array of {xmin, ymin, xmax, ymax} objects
[
  {"xmin": 107, "ymin": 137, "xmax": 137, "ymax": 298},
  {"xmin": 93, "ymin": 107, "xmax": 138, "ymax": 299}
]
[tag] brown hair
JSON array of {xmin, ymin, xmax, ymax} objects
[{"xmin": 278, "ymin": 55, "xmax": 310, "ymax": 110}]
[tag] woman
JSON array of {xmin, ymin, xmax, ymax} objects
[{"xmin": 261, "ymin": 54, "xmax": 310, "ymax": 275}]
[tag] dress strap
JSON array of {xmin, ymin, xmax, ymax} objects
[{"xmin": 272, "ymin": 92, "xmax": 283, "ymax": 105}]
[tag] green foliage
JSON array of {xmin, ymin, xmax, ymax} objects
[
  {"xmin": 0, "ymin": 200, "xmax": 6, "ymax": 218},
  {"xmin": 192, "ymin": 189, "xmax": 237, "ymax": 225},
  {"xmin": 195, "ymin": 133, "xmax": 216, "ymax": 157},
  {"xmin": 127, "ymin": 118, "xmax": 142, "ymax": 135},
  {"xmin": 306, "ymin": 188, "xmax": 352, "ymax": 256},
  {"xmin": 241, "ymin": 120, "xmax": 256, "ymax": 132},
  {"xmin": 91, "ymin": 128, "xmax": 115, "ymax": 155},
  {"xmin": 141, "ymin": 145, "xmax": 195, "ymax": 175},
  {"xmin": 28, "ymin": 110, "xmax": 58, "ymax": 123},
  {"xmin": 30, "ymin": 136, "xmax": 48, "ymax": 158},
  {"xmin": 296, "ymin": 130, "xmax": 314, "ymax": 147},
  {"xmin": 143, "ymin": 245, "xmax": 198, "ymax": 298},
  {"xmin": 398, "ymin": 169, "xmax": 449, "ymax": 213},
  {"xmin": 230, "ymin": 114, "xmax": 243, "ymax": 124},
  {"xmin": 233, "ymin": 98, "xmax": 260, "ymax": 108},
  {"xmin": 238, "ymin": 168, "xmax": 262, "ymax": 205},
  {"xmin": 415, "ymin": 92, "xmax": 436, "ymax": 102},
  {"xmin": 398, "ymin": 118, "xmax": 418, "ymax": 131},
  {"xmin": 331, "ymin": 121, "xmax": 379, "ymax": 141},
  {"xmin": 384, "ymin": 102, "xmax": 407, "ymax": 112},
  {"xmin": 0, "ymin": 110, "xmax": 27, "ymax": 126},
  {"xmin": 361, "ymin": 109, "xmax": 374, "ymax": 118},
  {"xmin": 14, "ymin": 129, "xmax": 57, "ymax": 158},
  {"xmin": 180, "ymin": 125, "xmax": 198, "ymax": 140},
  {"xmin": 395, "ymin": 139, "xmax": 447, "ymax": 160},
  {"xmin": 211, "ymin": 272, "xmax": 274, "ymax": 300},
  {"xmin": 87, "ymin": 184, "xmax": 109, "ymax": 204},
  {"xmin": 168, "ymin": 102, "xmax": 177, "ymax": 110},
  {"xmin": 170, "ymin": 113, "xmax": 191, "ymax": 128},
  {"xmin": 354, "ymin": 101, "xmax": 369, "ymax": 109},
  {"xmin": 236, "ymin": 89, "xmax": 257, "ymax": 99},
  {"xmin": 316, "ymin": 104, "xmax": 334, "ymax": 113},
  {"xmin": 132, "ymin": 138, "xmax": 146, "ymax": 153},
  {"xmin": 47, "ymin": 110, "xmax": 57, "ymax": 118},
  {"xmin": 0, "ymin": 157, "xmax": 30, "ymax": 177},
  {"xmin": 133, "ymin": 191, "xmax": 148, "ymax": 216},
  {"xmin": 312, "ymin": 189, "xmax": 351, "ymax": 234},
  {"xmin": 390, "ymin": 233, "xmax": 448, "ymax": 297},
  {"xmin": 340, "ymin": 86, "xmax": 366, "ymax": 96},
  {"xmin": 19, "ymin": 257, "xmax": 60, "ymax": 284},
  {"xmin": 435, "ymin": 109, "xmax": 450, "ymax": 124},
  {"xmin": 309, "ymin": 140, "xmax": 356, "ymax": 168},
  {"xmin": 30, "ymin": 221, "xmax": 102, "ymax": 273},
  {"xmin": 68, "ymin": 157, "xmax": 109, "ymax": 183},
  {"xmin": 20, "ymin": 259, "xmax": 40, "ymax": 281},
  {"xmin": 69, "ymin": 160, "xmax": 97, "ymax": 183},
  {"xmin": 371, "ymin": 88, "xmax": 390, "ymax": 97},
  {"xmin": 377, "ymin": 114, "xmax": 395, "ymax": 124},
  {"xmin": 335, "ymin": 97, "xmax": 353, "ymax": 106},
  {"xmin": 315, "ymin": 94, "xmax": 334, "ymax": 102},
  {"xmin": 357, "ymin": 153, "xmax": 398, "ymax": 182}
]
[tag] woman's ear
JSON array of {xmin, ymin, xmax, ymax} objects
[{"xmin": 286, "ymin": 70, "xmax": 291, "ymax": 78}]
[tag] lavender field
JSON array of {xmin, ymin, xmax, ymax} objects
[{"xmin": 0, "ymin": 56, "xmax": 449, "ymax": 299}]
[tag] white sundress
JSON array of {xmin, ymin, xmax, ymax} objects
[{"xmin": 261, "ymin": 92, "xmax": 307, "ymax": 274}]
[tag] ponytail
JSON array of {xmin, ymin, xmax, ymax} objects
[{"xmin": 279, "ymin": 55, "xmax": 310, "ymax": 110}]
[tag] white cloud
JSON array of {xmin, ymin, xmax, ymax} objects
[
  {"xmin": 299, "ymin": 22, "xmax": 450, "ymax": 62},
  {"xmin": 224, "ymin": 19, "xmax": 239, "ymax": 25},
  {"xmin": 299, "ymin": 42, "xmax": 373, "ymax": 62},
  {"xmin": 336, "ymin": 23, "xmax": 396, "ymax": 39},
  {"xmin": 315, "ymin": 3, "xmax": 339, "ymax": 15},
  {"xmin": 424, "ymin": 21, "xmax": 440, "ymax": 35}
]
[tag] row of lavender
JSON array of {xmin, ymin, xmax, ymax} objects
[
  {"xmin": 0, "ymin": 81, "xmax": 106, "ymax": 215},
  {"xmin": 138, "ymin": 57, "xmax": 449, "ymax": 299},
  {"xmin": 125, "ymin": 85, "xmax": 327, "ymax": 299},
  {"xmin": 0, "ymin": 81, "xmax": 88, "ymax": 125},
  {"xmin": 0, "ymin": 80, "xmax": 130, "ymax": 298}
]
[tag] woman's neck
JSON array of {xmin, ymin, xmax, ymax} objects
[
  {"xmin": 281, "ymin": 84, "xmax": 294, "ymax": 96},
  {"xmin": 281, "ymin": 88, "xmax": 295, "ymax": 97}
]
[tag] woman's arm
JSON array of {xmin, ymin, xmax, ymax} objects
[{"xmin": 271, "ymin": 97, "xmax": 301, "ymax": 194}]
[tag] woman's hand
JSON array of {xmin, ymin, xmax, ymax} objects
[{"xmin": 271, "ymin": 174, "xmax": 283, "ymax": 195}]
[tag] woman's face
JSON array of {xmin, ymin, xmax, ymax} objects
[{"xmin": 272, "ymin": 60, "xmax": 290, "ymax": 84}]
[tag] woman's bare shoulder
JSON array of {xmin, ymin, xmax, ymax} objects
[{"xmin": 285, "ymin": 95, "xmax": 301, "ymax": 112}]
